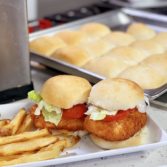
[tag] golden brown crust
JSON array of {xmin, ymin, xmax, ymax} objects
[
  {"xmin": 131, "ymin": 39, "xmax": 165, "ymax": 57},
  {"xmin": 80, "ymin": 23, "xmax": 111, "ymax": 40},
  {"xmin": 55, "ymin": 31, "xmax": 91, "ymax": 46},
  {"xmin": 119, "ymin": 54, "xmax": 167, "ymax": 89},
  {"xmin": 127, "ymin": 23, "xmax": 156, "ymax": 40},
  {"xmin": 103, "ymin": 32, "xmax": 135, "ymax": 46},
  {"xmin": 83, "ymin": 55, "xmax": 129, "ymax": 78},
  {"xmin": 41, "ymin": 75, "xmax": 92, "ymax": 109},
  {"xmin": 84, "ymin": 109, "xmax": 147, "ymax": 141},
  {"xmin": 108, "ymin": 46, "xmax": 146, "ymax": 65},
  {"xmin": 29, "ymin": 36, "xmax": 66, "ymax": 56},
  {"xmin": 51, "ymin": 46, "xmax": 91, "ymax": 66},
  {"xmin": 29, "ymin": 105, "xmax": 84, "ymax": 131},
  {"xmin": 81, "ymin": 38, "xmax": 114, "ymax": 58},
  {"xmin": 153, "ymin": 32, "xmax": 167, "ymax": 50}
]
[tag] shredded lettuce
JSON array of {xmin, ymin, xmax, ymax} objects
[
  {"xmin": 28, "ymin": 90, "xmax": 42, "ymax": 103},
  {"xmin": 43, "ymin": 101, "xmax": 61, "ymax": 114},
  {"xmin": 85, "ymin": 106, "xmax": 118, "ymax": 121},
  {"xmin": 28, "ymin": 90, "xmax": 62, "ymax": 125},
  {"xmin": 42, "ymin": 109, "xmax": 62, "ymax": 126}
]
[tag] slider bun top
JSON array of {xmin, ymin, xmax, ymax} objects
[
  {"xmin": 153, "ymin": 32, "xmax": 167, "ymax": 50},
  {"xmin": 81, "ymin": 38, "xmax": 115, "ymax": 58},
  {"xmin": 127, "ymin": 23, "xmax": 156, "ymax": 40},
  {"xmin": 88, "ymin": 78, "xmax": 144, "ymax": 111},
  {"xmin": 83, "ymin": 55, "xmax": 129, "ymax": 78},
  {"xmin": 80, "ymin": 22, "xmax": 111, "ymax": 40},
  {"xmin": 131, "ymin": 40, "xmax": 165, "ymax": 57},
  {"xmin": 118, "ymin": 54, "xmax": 167, "ymax": 89},
  {"xmin": 102, "ymin": 32, "xmax": 135, "ymax": 47},
  {"xmin": 140, "ymin": 53, "xmax": 167, "ymax": 82},
  {"xmin": 108, "ymin": 46, "xmax": 146, "ymax": 65},
  {"xmin": 54, "ymin": 31, "xmax": 91, "ymax": 46},
  {"xmin": 51, "ymin": 46, "xmax": 91, "ymax": 67},
  {"xmin": 29, "ymin": 36, "xmax": 67, "ymax": 56},
  {"xmin": 41, "ymin": 75, "xmax": 92, "ymax": 109}
]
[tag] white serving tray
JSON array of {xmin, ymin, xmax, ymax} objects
[{"xmin": 0, "ymin": 99, "xmax": 167, "ymax": 167}]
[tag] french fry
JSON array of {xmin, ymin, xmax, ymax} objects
[
  {"xmin": 0, "ymin": 129, "xmax": 49, "ymax": 146},
  {"xmin": 0, "ymin": 136, "xmax": 58, "ymax": 156},
  {"xmin": 64, "ymin": 135, "xmax": 80, "ymax": 148},
  {"xmin": 4, "ymin": 108, "xmax": 26, "ymax": 135},
  {"xmin": 0, "ymin": 126, "xmax": 12, "ymax": 136},
  {"xmin": 53, "ymin": 135, "xmax": 80, "ymax": 148},
  {"xmin": 0, "ymin": 119, "xmax": 10, "ymax": 127},
  {"xmin": 16, "ymin": 114, "xmax": 34, "ymax": 133},
  {"xmin": 39, "ymin": 139, "xmax": 66, "ymax": 152},
  {"xmin": 0, "ymin": 151, "xmax": 34, "ymax": 161},
  {"xmin": 0, "ymin": 140, "xmax": 66, "ymax": 166}
]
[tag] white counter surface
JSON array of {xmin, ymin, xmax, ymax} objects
[{"xmin": 31, "ymin": 67, "xmax": 167, "ymax": 167}]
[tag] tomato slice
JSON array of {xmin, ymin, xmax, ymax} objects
[
  {"xmin": 62, "ymin": 104, "xmax": 87, "ymax": 119},
  {"xmin": 102, "ymin": 108, "xmax": 136, "ymax": 122}
]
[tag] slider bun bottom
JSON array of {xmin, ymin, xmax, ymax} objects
[
  {"xmin": 51, "ymin": 129, "xmax": 88, "ymax": 137},
  {"xmin": 90, "ymin": 126, "xmax": 148, "ymax": 149}
]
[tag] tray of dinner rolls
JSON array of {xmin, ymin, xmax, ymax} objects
[{"xmin": 29, "ymin": 8, "xmax": 167, "ymax": 100}]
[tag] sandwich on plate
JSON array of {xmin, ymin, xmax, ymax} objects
[
  {"xmin": 84, "ymin": 78, "xmax": 149, "ymax": 149},
  {"xmin": 28, "ymin": 75, "xmax": 92, "ymax": 136}
]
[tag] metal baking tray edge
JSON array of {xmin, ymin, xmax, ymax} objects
[
  {"xmin": 30, "ymin": 8, "xmax": 167, "ymax": 100},
  {"xmin": 110, "ymin": 0, "xmax": 167, "ymax": 9}
]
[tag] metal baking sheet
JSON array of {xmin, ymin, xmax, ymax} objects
[
  {"xmin": 30, "ymin": 8, "xmax": 167, "ymax": 100},
  {"xmin": 110, "ymin": 0, "xmax": 167, "ymax": 9}
]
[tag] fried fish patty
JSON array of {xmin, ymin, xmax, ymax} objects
[
  {"xmin": 29, "ymin": 105, "xmax": 84, "ymax": 131},
  {"xmin": 84, "ymin": 108, "xmax": 147, "ymax": 141}
]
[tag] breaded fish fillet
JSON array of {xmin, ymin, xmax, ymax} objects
[{"xmin": 84, "ymin": 108, "xmax": 147, "ymax": 141}]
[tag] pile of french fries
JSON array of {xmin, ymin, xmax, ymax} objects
[{"xmin": 0, "ymin": 109, "xmax": 79, "ymax": 166}]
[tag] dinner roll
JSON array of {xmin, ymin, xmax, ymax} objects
[
  {"xmin": 106, "ymin": 46, "xmax": 146, "ymax": 65},
  {"xmin": 29, "ymin": 36, "xmax": 67, "ymax": 56},
  {"xmin": 153, "ymin": 32, "xmax": 167, "ymax": 50},
  {"xmin": 141, "ymin": 53, "xmax": 167, "ymax": 81},
  {"xmin": 54, "ymin": 30, "xmax": 91, "ymax": 46},
  {"xmin": 51, "ymin": 46, "xmax": 91, "ymax": 67},
  {"xmin": 81, "ymin": 38, "xmax": 114, "ymax": 58},
  {"xmin": 119, "ymin": 65, "xmax": 165, "ymax": 89},
  {"xmin": 80, "ymin": 22, "xmax": 111, "ymax": 40},
  {"xmin": 102, "ymin": 32, "xmax": 135, "ymax": 47},
  {"xmin": 131, "ymin": 40, "xmax": 165, "ymax": 57},
  {"xmin": 127, "ymin": 23, "xmax": 156, "ymax": 40},
  {"xmin": 83, "ymin": 55, "xmax": 129, "ymax": 78}
]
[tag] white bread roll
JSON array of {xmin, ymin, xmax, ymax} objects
[
  {"xmin": 80, "ymin": 22, "xmax": 111, "ymax": 40},
  {"xmin": 102, "ymin": 31, "xmax": 135, "ymax": 47},
  {"xmin": 153, "ymin": 32, "xmax": 167, "ymax": 50},
  {"xmin": 106, "ymin": 46, "xmax": 146, "ymax": 65},
  {"xmin": 90, "ymin": 126, "xmax": 148, "ymax": 149},
  {"xmin": 55, "ymin": 30, "xmax": 91, "ymax": 46},
  {"xmin": 88, "ymin": 78, "xmax": 144, "ymax": 111},
  {"xmin": 41, "ymin": 75, "xmax": 92, "ymax": 109},
  {"xmin": 131, "ymin": 40, "xmax": 165, "ymax": 57},
  {"xmin": 119, "ymin": 62, "xmax": 166, "ymax": 89},
  {"xmin": 127, "ymin": 23, "xmax": 156, "ymax": 40},
  {"xmin": 83, "ymin": 55, "xmax": 129, "ymax": 78},
  {"xmin": 29, "ymin": 36, "xmax": 67, "ymax": 56},
  {"xmin": 141, "ymin": 53, "xmax": 167, "ymax": 81},
  {"xmin": 81, "ymin": 38, "xmax": 114, "ymax": 58},
  {"xmin": 51, "ymin": 46, "xmax": 91, "ymax": 67}
]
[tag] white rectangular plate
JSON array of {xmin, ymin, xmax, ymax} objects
[{"xmin": 1, "ymin": 99, "xmax": 167, "ymax": 167}]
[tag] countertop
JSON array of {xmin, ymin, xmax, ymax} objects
[{"xmin": 31, "ymin": 66, "xmax": 167, "ymax": 167}]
